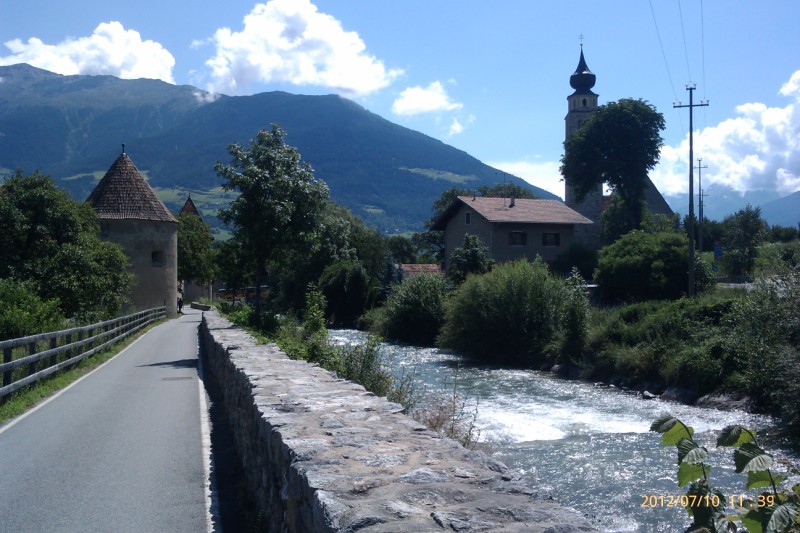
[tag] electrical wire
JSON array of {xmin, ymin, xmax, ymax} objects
[
  {"xmin": 648, "ymin": 0, "xmax": 684, "ymax": 132},
  {"xmin": 677, "ymin": 0, "xmax": 693, "ymax": 82}
]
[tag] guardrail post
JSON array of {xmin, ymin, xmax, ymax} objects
[
  {"xmin": 28, "ymin": 341, "xmax": 38, "ymax": 377},
  {"xmin": 49, "ymin": 336, "xmax": 58, "ymax": 368},
  {"xmin": 3, "ymin": 346, "xmax": 12, "ymax": 387}
]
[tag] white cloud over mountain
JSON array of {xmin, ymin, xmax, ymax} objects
[
  {"xmin": 203, "ymin": 0, "xmax": 402, "ymax": 96},
  {"xmin": 0, "ymin": 22, "xmax": 175, "ymax": 83},
  {"xmin": 391, "ymin": 81, "xmax": 463, "ymax": 116},
  {"xmin": 652, "ymin": 69, "xmax": 800, "ymax": 198}
]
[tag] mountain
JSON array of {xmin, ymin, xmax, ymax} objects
[
  {"xmin": 760, "ymin": 191, "xmax": 800, "ymax": 228},
  {"xmin": 664, "ymin": 184, "xmax": 798, "ymax": 228},
  {"xmin": 0, "ymin": 64, "xmax": 557, "ymax": 233}
]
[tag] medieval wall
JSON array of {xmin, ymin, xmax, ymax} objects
[
  {"xmin": 102, "ymin": 219, "xmax": 178, "ymax": 317},
  {"xmin": 199, "ymin": 310, "xmax": 596, "ymax": 532}
]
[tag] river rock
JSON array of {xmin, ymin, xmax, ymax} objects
[
  {"xmin": 642, "ymin": 391, "xmax": 658, "ymax": 400},
  {"xmin": 694, "ymin": 393, "xmax": 753, "ymax": 411},
  {"xmin": 661, "ymin": 387, "xmax": 698, "ymax": 405}
]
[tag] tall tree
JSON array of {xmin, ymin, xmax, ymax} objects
[
  {"xmin": 177, "ymin": 212, "xmax": 216, "ymax": 287},
  {"xmin": 0, "ymin": 171, "xmax": 131, "ymax": 321},
  {"xmin": 216, "ymin": 125, "xmax": 329, "ymax": 323},
  {"xmin": 721, "ymin": 204, "xmax": 767, "ymax": 277},
  {"xmin": 561, "ymin": 98, "xmax": 665, "ymax": 230}
]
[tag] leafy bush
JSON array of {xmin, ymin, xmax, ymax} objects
[
  {"xmin": 0, "ymin": 279, "xmax": 64, "ymax": 340},
  {"xmin": 0, "ymin": 171, "xmax": 131, "ymax": 321},
  {"xmin": 551, "ymin": 242, "xmax": 598, "ymax": 280},
  {"xmin": 319, "ymin": 260, "xmax": 371, "ymax": 327},
  {"xmin": 552, "ymin": 269, "xmax": 590, "ymax": 364},
  {"xmin": 382, "ymin": 273, "xmax": 446, "ymax": 346},
  {"xmin": 595, "ymin": 230, "xmax": 711, "ymax": 303},
  {"xmin": 447, "ymin": 233, "xmax": 494, "ymax": 285},
  {"xmin": 651, "ymin": 415, "xmax": 800, "ymax": 532},
  {"xmin": 439, "ymin": 259, "xmax": 563, "ymax": 365}
]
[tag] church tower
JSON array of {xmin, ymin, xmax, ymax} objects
[{"xmin": 564, "ymin": 46, "xmax": 603, "ymax": 246}]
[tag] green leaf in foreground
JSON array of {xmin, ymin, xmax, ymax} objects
[
  {"xmin": 678, "ymin": 438, "xmax": 709, "ymax": 465},
  {"xmin": 651, "ymin": 413, "xmax": 679, "ymax": 433},
  {"xmin": 741, "ymin": 509, "xmax": 766, "ymax": 533},
  {"xmin": 766, "ymin": 503, "xmax": 798, "ymax": 532},
  {"xmin": 717, "ymin": 424, "xmax": 755, "ymax": 448},
  {"xmin": 662, "ymin": 421, "xmax": 695, "ymax": 447},
  {"xmin": 746, "ymin": 470, "xmax": 784, "ymax": 490},
  {"xmin": 734, "ymin": 442, "xmax": 774, "ymax": 473},
  {"xmin": 678, "ymin": 462, "xmax": 710, "ymax": 487}
]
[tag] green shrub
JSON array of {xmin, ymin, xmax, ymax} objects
[
  {"xmin": 0, "ymin": 278, "xmax": 64, "ymax": 340},
  {"xmin": 552, "ymin": 269, "xmax": 590, "ymax": 364},
  {"xmin": 551, "ymin": 242, "xmax": 598, "ymax": 280},
  {"xmin": 383, "ymin": 273, "xmax": 446, "ymax": 346},
  {"xmin": 319, "ymin": 260, "xmax": 371, "ymax": 327},
  {"xmin": 595, "ymin": 230, "xmax": 711, "ymax": 303},
  {"xmin": 439, "ymin": 259, "xmax": 563, "ymax": 365},
  {"xmin": 447, "ymin": 233, "xmax": 494, "ymax": 285}
]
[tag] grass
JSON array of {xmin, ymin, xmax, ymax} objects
[{"xmin": 0, "ymin": 318, "xmax": 167, "ymax": 425}]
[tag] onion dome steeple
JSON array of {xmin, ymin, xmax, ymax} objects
[{"xmin": 570, "ymin": 46, "xmax": 596, "ymax": 94}]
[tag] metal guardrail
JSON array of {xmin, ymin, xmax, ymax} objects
[{"xmin": 0, "ymin": 307, "xmax": 166, "ymax": 400}]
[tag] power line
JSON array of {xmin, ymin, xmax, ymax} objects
[
  {"xmin": 648, "ymin": 0, "xmax": 684, "ymax": 132},
  {"xmin": 677, "ymin": 0, "xmax": 693, "ymax": 82}
]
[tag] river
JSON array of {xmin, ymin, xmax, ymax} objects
[{"xmin": 330, "ymin": 330, "xmax": 799, "ymax": 532}]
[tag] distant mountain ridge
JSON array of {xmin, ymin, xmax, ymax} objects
[{"xmin": 0, "ymin": 64, "xmax": 556, "ymax": 233}]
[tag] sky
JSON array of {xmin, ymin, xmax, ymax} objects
[{"xmin": 1, "ymin": 0, "xmax": 798, "ymax": 211}]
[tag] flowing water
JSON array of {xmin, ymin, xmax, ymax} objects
[{"xmin": 330, "ymin": 330, "xmax": 799, "ymax": 532}]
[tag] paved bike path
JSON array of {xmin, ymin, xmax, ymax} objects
[{"xmin": 0, "ymin": 310, "xmax": 211, "ymax": 533}]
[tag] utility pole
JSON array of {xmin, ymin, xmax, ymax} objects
[
  {"xmin": 674, "ymin": 85, "xmax": 709, "ymax": 296},
  {"xmin": 696, "ymin": 158, "xmax": 708, "ymax": 254}
]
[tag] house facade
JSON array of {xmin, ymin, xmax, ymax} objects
[{"xmin": 432, "ymin": 196, "xmax": 592, "ymax": 272}]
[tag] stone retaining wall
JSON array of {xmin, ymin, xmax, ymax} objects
[{"xmin": 199, "ymin": 310, "xmax": 596, "ymax": 532}]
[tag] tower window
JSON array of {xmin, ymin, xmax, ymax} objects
[
  {"xmin": 582, "ymin": 98, "xmax": 587, "ymax": 107},
  {"xmin": 151, "ymin": 250, "xmax": 165, "ymax": 267},
  {"xmin": 465, "ymin": 212, "xmax": 471, "ymax": 225}
]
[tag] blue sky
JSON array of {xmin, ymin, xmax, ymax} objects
[{"xmin": 1, "ymin": 0, "xmax": 798, "ymax": 209}]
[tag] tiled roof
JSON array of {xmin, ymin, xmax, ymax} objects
[
  {"xmin": 399, "ymin": 264, "xmax": 442, "ymax": 276},
  {"xmin": 86, "ymin": 153, "xmax": 177, "ymax": 223},
  {"xmin": 179, "ymin": 195, "xmax": 201, "ymax": 217},
  {"xmin": 432, "ymin": 196, "xmax": 593, "ymax": 229}
]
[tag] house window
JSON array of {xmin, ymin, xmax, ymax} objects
[
  {"xmin": 542, "ymin": 233, "xmax": 561, "ymax": 247},
  {"xmin": 508, "ymin": 231, "xmax": 527, "ymax": 246},
  {"xmin": 151, "ymin": 250, "xmax": 165, "ymax": 267},
  {"xmin": 465, "ymin": 212, "xmax": 471, "ymax": 225},
  {"xmin": 100, "ymin": 221, "xmax": 110, "ymax": 237}
]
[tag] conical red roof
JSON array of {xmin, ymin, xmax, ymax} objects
[
  {"xmin": 87, "ymin": 152, "xmax": 177, "ymax": 223},
  {"xmin": 179, "ymin": 195, "xmax": 201, "ymax": 217}
]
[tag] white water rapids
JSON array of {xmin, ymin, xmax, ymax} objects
[{"xmin": 330, "ymin": 330, "xmax": 799, "ymax": 532}]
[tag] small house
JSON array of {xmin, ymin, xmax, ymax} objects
[{"xmin": 431, "ymin": 196, "xmax": 593, "ymax": 272}]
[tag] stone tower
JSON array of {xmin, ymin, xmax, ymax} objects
[
  {"xmin": 564, "ymin": 46, "xmax": 603, "ymax": 247},
  {"xmin": 87, "ymin": 147, "xmax": 178, "ymax": 317}
]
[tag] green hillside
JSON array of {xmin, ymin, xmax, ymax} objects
[{"xmin": 0, "ymin": 64, "xmax": 558, "ymax": 233}]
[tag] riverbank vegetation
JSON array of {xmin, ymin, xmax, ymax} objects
[{"xmin": 208, "ymin": 127, "xmax": 799, "ymax": 445}]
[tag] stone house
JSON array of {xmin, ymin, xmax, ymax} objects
[
  {"xmin": 431, "ymin": 196, "xmax": 592, "ymax": 272},
  {"xmin": 86, "ymin": 148, "xmax": 178, "ymax": 316}
]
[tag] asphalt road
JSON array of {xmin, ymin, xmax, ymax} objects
[{"xmin": 0, "ymin": 309, "xmax": 212, "ymax": 533}]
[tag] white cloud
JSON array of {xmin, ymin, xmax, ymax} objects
[
  {"xmin": 448, "ymin": 114, "xmax": 475, "ymax": 136},
  {"xmin": 392, "ymin": 81, "xmax": 463, "ymax": 116},
  {"xmin": 652, "ymin": 69, "xmax": 800, "ymax": 197},
  {"xmin": 488, "ymin": 159, "xmax": 564, "ymax": 199},
  {"xmin": 0, "ymin": 22, "xmax": 175, "ymax": 83},
  {"xmin": 203, "ymin": 0, "xmax": 401, "ymax": 96}
]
